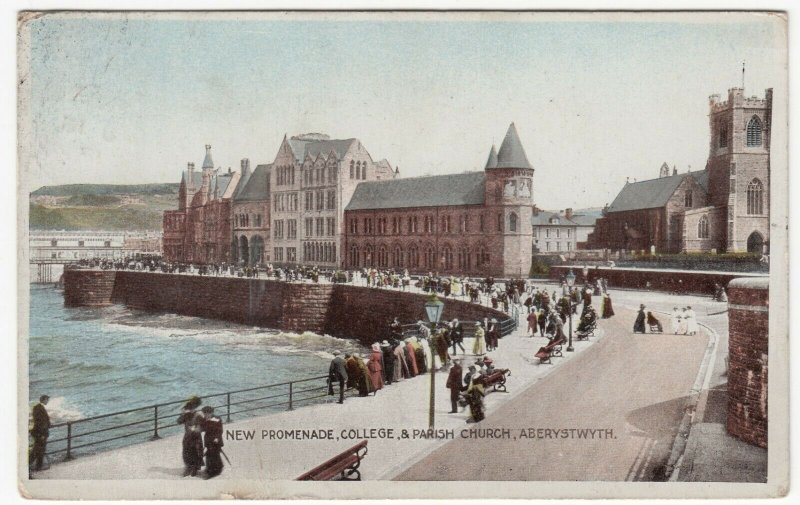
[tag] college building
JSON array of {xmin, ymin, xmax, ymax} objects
[
  {"xmin": 588, "ymin": 87, "xmax": 772, "ymax": 254},
  {"xmin": 342, "ymin": 123, "xmax": 535, "ymax": 277}
]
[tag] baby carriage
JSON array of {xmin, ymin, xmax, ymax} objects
[
  {"xmin": 575, "ymin": 309, "xmax": 597, "ymax": 340},
  {"xmin": 646, "ymin": 312, "xmax": 663, "ymax": 333}
]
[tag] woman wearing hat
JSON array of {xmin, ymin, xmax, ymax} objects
[
  {"xmin": 380, "ymin": 341, "xmax": 395, "ymax": 386},
  {"xmin": 465, "ymin": 371, "xmax": 486, "ymax": 423},
  {"xmin": 176, "ymin": 396, "xmax": 204, "ymax": 477},
  {"xmin": 367, "ymin": 343, "xmax": 385, "ymax": 392},
  {"xmin": 633, "ymin": 304, "xmax": 647, "ymax": 333},
  {"xmin": 472, "ymin": 321, "xmax": 486, "ymax": 355}
]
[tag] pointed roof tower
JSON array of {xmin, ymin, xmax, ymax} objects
[
  {"xmin": 202, "ymin": 144, "xmax": 214, "ymax": 169},
  {"xmin": 484, "ymin": 145, "xmax": 498, "ymax": 169},
  {"xmin": 495, "ymin": 123, "xmax": 532, "ymax": 169}
]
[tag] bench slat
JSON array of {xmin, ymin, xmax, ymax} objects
[{"xmin": 296, "ymin": 440, "xmax": 368, "ymax": 481}]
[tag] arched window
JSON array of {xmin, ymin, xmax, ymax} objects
[
  {"xmin": 356, "ymin": 161, "xmax": 361, "ymax": 180},
  {"xmin": 350, "ymin": 160, "xmax": 355, "ymax": 179},
  {"xmin": 747, "ymin": 178, "xmax": 764, "ymax": 215},
  {"xmin": 509, "ymin": 212, "xmax": 518, "ymax": 232},
  {"xmin": 746, "ymin": 116, "xmax": 763, "ymax": 147},
  {"xmin": 457, "ymin": 247, "xmax": 470, "ymax": 270},
  {"xmin": 442, "ymin": 245, "xmax": 453, "ymax": 270},
  {"xmin": 424, "ymin": 245, "xmax": 435, "ymax": 269},
  {"xmin": 408, "ymin": 245, "xmax": 419, "ymax": 268},
  {"xmin": 392, "ymin": 246, "xmax": 403, "ymax": 267},
  {"xmin": 684, "ymin": 190, "xmax": 693, "ymax": 208},
  {"xmin": 363, "ymin": 245, "xmax": 373, "ymax": 266},
  {"xmin": 349, "ymin": 244, "xmax": 359, "ymax": 267},
  {"xmin": 476, "ymin": 246, "xmax": 489, "ymax": 268},
  {"xmin": 697, "ymin": 215, "xmax": 709, "ymax": 239}
]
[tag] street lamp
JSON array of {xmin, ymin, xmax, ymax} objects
[
  {"xmin": 582, "ymin": 264, "xmax": 589, "ymax": 284},
  {"xmin": 424, "ymin": 293, "xmax": 444, "ymax": 429},
  {"xmin": 566, "ymin": 269, "xmax": 576, "ymax": 352}
]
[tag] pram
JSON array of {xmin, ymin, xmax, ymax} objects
[
  {"xmin": 575, "ymin": 308, "xmax": 597, "ymax": 340},
  {"xmin": 647, "ymin": 312, "xmax": 663, "ymax": 333}
]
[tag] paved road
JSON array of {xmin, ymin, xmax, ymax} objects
[{"xmin": 396, "ymin": 304, "xmax": 710, "ymax": 481}]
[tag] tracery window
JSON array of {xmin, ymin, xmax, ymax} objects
[
  {"xmin": 747, "ymin": 179, "xmax": 764, "ymax": 215},
  {"xmin": 746, "ymin": 116, "xmax": 763, "ymax": 147}
]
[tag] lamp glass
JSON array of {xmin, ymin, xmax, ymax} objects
[
  {"xmin": 566, "ymin": 269, "xmax": 576, "ymax": 287},
  {"xmin": 424, "ymin": 296, "xmax": 444, "ymax": 324}
]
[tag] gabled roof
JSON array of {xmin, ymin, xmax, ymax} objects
[
  {"xmin": 531, "ymin": 210, "xmax": 577, "ymax": 227},
  {"xmin": 484, "ymin": 145, "xmax": 498, "ymax": 169},
  {"xmin": 570, "ymin": 208, "xmax": 604, "ymax": 226},
  {"xmin": 495, "ymin": 123, "xmax": 533, "ymax": 170},
  {"xmin": 346, "ymin": 171, "xmax": 486, "ymax": 211},
  {"xmin": 181, "ymin": 170, "xmax": 203, "ymax": 188},
  {"xmin": 234, "ymin": 164, "xmax": 272, "ymax": 202},
  {"xmin": 287, "ymin": 138, "xmax": 357, "ymax": 162},
  {"xmin": 374, "ymin": 159, "xmax": 395, "ymax": 180},
  {"xmin": 211, "ymin": 171, "xmax": 238, "ymax": 199},
  {"xmin": 607, "ymin": 170, "xmax": 710, "ymax": 213}
]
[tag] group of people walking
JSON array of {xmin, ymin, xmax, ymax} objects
[{"xmin": 633, "ymin": 305, "xmax": 699, "ymax": 335}]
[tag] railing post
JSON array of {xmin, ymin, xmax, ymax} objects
[
  {"xmin": 226, "ymin": 393, "xmax": 231, "ymax": 422},
  {"xmin": 288, "ymin": 382, "xmax": 294, "ymax": 411},
  {"xmin": 151, "ymin": 405, "xmax": 161, "ymax": 440},
  {"xmin": 64, "ymin": 423, "xmax": 74, "ymax": 461}
]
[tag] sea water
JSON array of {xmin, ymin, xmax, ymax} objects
[{"xmin": 28, "ymin": 285, "xmax": 367, "ymax": 424}]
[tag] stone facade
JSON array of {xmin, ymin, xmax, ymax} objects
[
  {"xmin": 162, "ymin": 145, "xmax": 241, "ymax": 264},
  {"xmin": 343, "ymin": 124, "xmax": 534, "ymax": 277},
  {"xmin": 726, "ymin": 277, "xmax": 769, "ymax": 448},
  {"xmin": 589, "ymin": 87, "xmax": 772, "ymax": 254}
]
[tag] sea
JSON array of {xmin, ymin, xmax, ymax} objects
[{"xmin": 28, "ymin": 285, "xmax": 367, "ymax": 426}]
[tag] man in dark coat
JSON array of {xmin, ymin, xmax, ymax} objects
[
  {"xmin": 450, "ymin": 318, "xmax": 465, "ymax": 355},
  {"xmin": 201, "ymin": 406, "xmax": 224, "ymax": 479},
  {"xmin": 446, "ymin": 359, "xmax": 464, "ymax": 413},
  {"xmin": 29, "ymin": 395, "xmax": 50, "ymax": 472},
  {"xmin": 633, "ymin": 304, "xmax": 647, "ymax": 333},
  {"xmin": 327, "ymin": 350, "xmax": 348, "ymax": 404},
  {"xmin": 380, "ymin": 340, "xmax": 395, "ymax": 385}
]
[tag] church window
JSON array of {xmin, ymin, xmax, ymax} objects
[
  {"xmin": 350, "ymin": 160, "xmax": 355, "ymax": 179},
  {"xmin": 479, "ymin": 214, "xmax": 485, "ymax": 232},
  {"xmin": 746, "ymin": 116, "xmax": 763, "ymax": 147},
  {"xmin": 442, "ymin": 246, "xmax": 453, "ymax": 270},
  {"xmin": 698, "ymin": 215, "xmax": 709, "ymax": 239},
  {"xmin": 509, "ymin": 213, "xmax": 518, "ymax": 232},
  {"xmin": 684, "ymin": 190, "xmax": 693, "ymax": 208},
  {"xmin": 747, "ymin": 179, "xmax": 764, "ymax": 215},
  {"xmin": 408, "ymin": 245, "xmax": 419, "ymax": 268}
]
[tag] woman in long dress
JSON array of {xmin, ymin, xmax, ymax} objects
[
  {"xmin": 670, "ymin": 307, "xmax": 681, "ymax": 334},
  {"xmin": 367, "ymin": 343, "xmax": 384, "ymax": 392},
  {"xmin": 602, "ymin": 294, "xmax": 615, "ymax": 318},
  {"xmin": 393, "ymin": 341, "xmax": 409, "ymax": 381},
  {"xmin": 677, "ymin": 308, "xmax": 690, "ymax": 335},
  {"xmin": 633, "ymin": 305, "xmax": 647, "ymax": 333},
  {"xmin": 465, "ymin": 373, "xmax": 486, "ymax": 423},
  {"xmin": 404, "ymin": 338, "xmax": 419, "ymax": 376},
  {"xmin": 685, "ymin": 306, "xmax": 699, "ymax": 335},
  {"xmin": 472, "ymin": 322, "xmax": 486, "ymax": 355},
  {"xmin": 177, "ymin": 396, "xmax": 204, "ymax": 477}
]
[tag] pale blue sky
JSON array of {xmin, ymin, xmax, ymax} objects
[{"xmin": 22, "ymin": 12, "xmax": 785, "ymax": 209}]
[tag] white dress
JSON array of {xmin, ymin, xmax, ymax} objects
[
  {"xmin": 670, "ymin": 311, "xmax": 681, "ymax": 334},
  {"xmin": 677, "ymin": 313, "xmax": 689, "ymax": 335},
  {"xmin": 685, "ymin": 310, "xmax": 700, "ymax": 335}
]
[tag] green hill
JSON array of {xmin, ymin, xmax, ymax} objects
[
  {"xmin": 30, "ymin": 204, "xmax": 166, "ymax": 231},
  {"xmin": 31, "ymin": 183, "xmax": 178, "ymax": 197}
]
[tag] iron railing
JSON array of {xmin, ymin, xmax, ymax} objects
[{"xmin": 41, "ymin": 374, "xmax": 339, "ymax": 463}]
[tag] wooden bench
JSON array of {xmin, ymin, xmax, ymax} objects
[
  {"xmin": 575, "ymin": 320, "xmax": 596, "ymax": 341},
  {"xmin": 296, "ymin": 440, "xmax": 369, "ymax": 481},
  {"xmin": 476, "ymin": 368, "xmax": 511, "ymax": 393},
  {"xmin": 535, "ymin": 336, "xmax": 567, "ymax": 364}
]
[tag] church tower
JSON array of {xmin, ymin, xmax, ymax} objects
[
  {"xmin": 484, "ymin": 123, "xmax": 535, "ymax": 277},
  {"xmin": 707, "ymin": 88, "xmax": 772, "ymax": 253}
]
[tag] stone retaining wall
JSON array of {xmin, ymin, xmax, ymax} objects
[
  {"xmin": 63, "ymin": 270, "xmax": 509, "ymax": 345},
  {"xmin": 726, "ymin": 277, "xmax": 769, "ymax": 448},
  {"xmin": 549, "ymin": 265, "xmax": 764, "ymax": 295}
]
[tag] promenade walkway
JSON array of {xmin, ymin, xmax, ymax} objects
[{"xmin": 35, "ymin": 287, "xmax": 735, "ymax": 483}]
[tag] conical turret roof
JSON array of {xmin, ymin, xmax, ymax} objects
[
  {"xmin": 495, "ymin": 123, "xmax": 532, "ymax": 169},
  {"xmin": 484, "ymin": 145, "xmax": 498, "ymax": 169},
  {"xmin": 202, "ymin": 144, "xmax": 214, "ymax": 169}
]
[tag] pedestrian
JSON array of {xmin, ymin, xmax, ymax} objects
[
  {"xmin": 355, "ymin": 354, "xmax": 374, "ymax": 396},
  {"xmin": 633, "ymin": 304, "xmax": 647, "ymax": 333},
  {"xmin": 472, "ymin": 321, "xmax": 486, "ymax": 355},
  {"xmin": 393, "ymin": 340, "xmax": 409, "ymax": 380},
  {"xmin": 671, "ymin": 307, "xmax": 682, "ymax": 334},
  {"xmin": 527, "ymin": 309, "xmax": 538, "ymax": 336},
  {"xmin": 450, "ymin": 318, "xmax": 465, "ymax": 355},
  {"xmin": 29, "ymin": 395, "xmax": 50, "ymax": 473},
  {"xmin": 487, "ymin": 318, "xmax": 499, "ymax": 351},
  {"xmin": 405, "ymin": 338, "xmax": 420, "ymax": 376},
  {"xmin": 601, "ymin": 293, "xmax": 615, "ymax": 319},
  {"xmin": 177, "ymin": 396, "xmax": 204, "ymax": 477},
  {"xmin": 367, "ymin": 343, "xmax": 384, "ymax": 392},
  {"xmin": 446, "ymin": 359, "xmax": 463, "ymax": 414},
  {"xmin": 380, "ymin": 340, "xmax": 394, "ymax": 386},
  {"xmin": 327, "ymin": 350, "xmax": 348, "ymax": 404},
  {"xmin": 677, "ymin": 308, "xmax": 690, "ymax": 335},
  {"xmin": 201, "ymin": 406, "xmax": 224, "ymax": 479},
  {"xmin": 647, "ymin": 311, "xmax": 663, "ymax": 333},
  {"xmin": 685, "ymin": 306, "xmax": 699, "ymax": 335},
  {"xmin": 465, "ymin": 371, "xmax": 486, "ymax": 423}
]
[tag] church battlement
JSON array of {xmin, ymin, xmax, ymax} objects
[{"xmin": 709, "ymin": 88, "xmax": 770, "ymax": 112}]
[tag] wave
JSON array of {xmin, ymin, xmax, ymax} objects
[{"xmin": 39, "ymin": 396, "xmax": 84, "ymax": 423}]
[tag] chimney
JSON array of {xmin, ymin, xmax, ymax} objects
[
  {"xmin": 241, "ymin": 158, "xmax": 250, "ymax": 179},
  {"xmin": 565, "ymin": 208, "xmax": 574, "ymax": 219}
]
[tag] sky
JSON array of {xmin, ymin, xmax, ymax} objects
[{"xmin": 19, "ymin": 11, "xmax": 786, "ymax": 209}]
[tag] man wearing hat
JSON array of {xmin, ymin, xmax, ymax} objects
[
  {"xmin": 29, "ymin": 394, "xmax": 50, "ymax": 472},
  {"xmin": 177, "ymin": 396, "xmax": 204, "ymax": 477},
  {"xmin": 327, "ymin": 351, "xmax": 348, "ymax": 404},
  {"xmin": 446, "ymin": 359, "xmax": 464, "ymax": 414},
  {"xmin": 380, "ymin": 340, "xmax": 395, "ymax": 386},
  {"xmin": 201, "ymin": 406, "xmax": 224, "ymax": 479},
  {"xmin": 450, "ymin": 318, "xmax": 465, "ymax": 355}
]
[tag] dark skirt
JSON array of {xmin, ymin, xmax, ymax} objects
[
  {"xmin": 182, "ymin": 431, "xmax": 203, "ymax": 469},
  {"xmin": 204, "ymin": 445, "xmax": 224, "ymax": 478}
]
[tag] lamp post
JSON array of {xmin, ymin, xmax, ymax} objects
[
  {"xmin": 424, "ymin": 293, "xmax": 444, "ymax": 429},
  {"xmin": 566, "ymin": 269, "xmax": 576, "ymax": 352}
]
